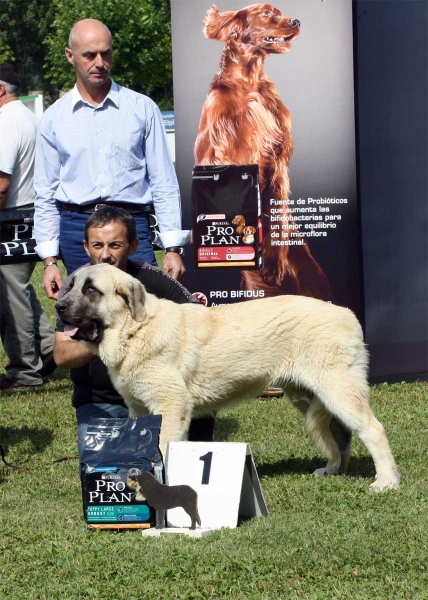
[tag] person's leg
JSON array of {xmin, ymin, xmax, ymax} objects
[
  {"xmin": 75, "ymin": 402, "xmax": 129, "ymax": 458},
  {"xmin": 0, "ymin": 262, "xmax": 46, "ymax": 386},
  {"xmin": 188, "ymin": 415, "xmax": 216, "ymax": 442},
  {"xmin": 59, "ymin": 209, "xmax": 91, "ymax": 274},
  {"xmin": 132, "ymin": 209, "xmax": 157, "ymax": 265},
  {"xmin": 30, "ymin": 283, "xmax": 55, "ymax": 361}
]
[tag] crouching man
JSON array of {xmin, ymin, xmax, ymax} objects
[{"xmin": 54, "ymin": 206, "xmax": 215, "ymax": 457}]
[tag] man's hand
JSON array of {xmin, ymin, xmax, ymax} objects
[
  {"xmin": 42, "ymin": 260, "xmax": 63, "ymax": 299},
  {"xmin": 162, "ymin": 252, "xmax": 186, "ymax": 282}
]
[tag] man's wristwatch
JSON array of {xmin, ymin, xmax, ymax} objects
[
  {"xmin": 165, "ymin": 247, "xmax": 185, "ymax": 256},
  {"xmin": 43, "ymin": 261, "xmax": 59, "ymax": 269}
]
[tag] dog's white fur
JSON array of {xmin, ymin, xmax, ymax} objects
[{"xmin": 59, "ymin": 264, "xmax": 400, "ymax": 492}]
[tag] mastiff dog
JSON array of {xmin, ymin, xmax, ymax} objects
[{"xmin": 56, "ymin": 263, "xmax": 400, "ymax": 492}]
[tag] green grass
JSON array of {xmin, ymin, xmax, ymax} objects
[{"xmin": 1, "ymin": 261, "xmax": 427, "ymax": 599}]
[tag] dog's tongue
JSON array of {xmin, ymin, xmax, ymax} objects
[{"xmin": 64, "ymin": 324, "xmax": 79, "ymax": 338}]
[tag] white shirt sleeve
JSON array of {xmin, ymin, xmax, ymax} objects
[{"xmin": 34, "ymin": 113, "xmax": 61, "ymax": 258}]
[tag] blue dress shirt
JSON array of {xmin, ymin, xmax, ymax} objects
[{"xmin": 34, "ymin": 80, "xmax": 189, "ymax": 259}]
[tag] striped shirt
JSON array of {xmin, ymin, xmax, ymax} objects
[{"xmin": 34, "ymin": 80, "xmax": 189, "ymax": 259}]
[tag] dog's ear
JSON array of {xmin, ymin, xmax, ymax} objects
[
  {"xmin": 115, "ymin": 279, "xmax": 147, "ymax": 322},
  {"xmin": 204, "ymin": 5, "xmax": 241, "ymax": 41}
]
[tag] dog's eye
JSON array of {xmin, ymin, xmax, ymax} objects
[
  {"xmin": 262, "ymin": 10, "xmax": 272, "ymax": 17},
  {"xmin": 82, "ymin": 280, "xmax": 102, "ymax": 296}
]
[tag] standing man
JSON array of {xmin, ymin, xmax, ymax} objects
[
  {"xmin": 0, "ymin": 64, "xmax": 55, "ymax": 389},
  {"xmin": 54, "ymin": 206, "xmax": 215, "ymax": 457},
  {"xmin": 34, "ymin": 18, "xmax": 189, "ymax": 300}
]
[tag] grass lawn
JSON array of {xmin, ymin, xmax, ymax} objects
[{"xmin": 1, "ymin": 260, "xmax": 427, "ymax": 599}]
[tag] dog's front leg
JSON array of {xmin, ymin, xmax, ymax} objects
[
  {"xmin": 158, "ymin": 406, "xmax": 192, "ymax": 459},
  {"xmin": 156, "ymin": 507, "xmax": 166, "ymax": 529}
]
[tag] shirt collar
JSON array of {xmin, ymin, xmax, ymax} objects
[
  {"xmin": 70, "ymin": 79, "xmax": 119, "ymax": 111},
  {"xmin": 0, "ymin": 98, "xmax": 22, "ymax": 114}
]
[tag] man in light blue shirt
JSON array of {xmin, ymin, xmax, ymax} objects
[{"xmin": 34, "ymin": 18, "xmax": 189, "ymax": 299}]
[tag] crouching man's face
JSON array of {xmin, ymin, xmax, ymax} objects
[{"xmin": 83, "ymin": 221, "xmax": 138, "ymax": 271}]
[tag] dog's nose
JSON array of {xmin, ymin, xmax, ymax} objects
[
  {"xmin": 55, "ymin": 301, "xmax": 67, "ymax": 314},
  {"xmin": 289, "ymin": 19, "xmax": 300, "ymax": 29}
]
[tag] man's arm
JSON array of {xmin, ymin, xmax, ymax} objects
[
  {"xmin": 0, "ymin": 171, "xmax": 11, "ymax": 211},
  {"xmin": 53, "ymin": 331, "xmax": 94, "ymax": 368},
  {"xmin": 34, "ymin": 115, "xmax": 64, "ymax": 297},
  {"xmin": 133, "ymin": 263, "xmax": 200, "ymax": 305},
  {"xmin": 143, "ymin": 103, "xmax": 190, "ymax": 281}
]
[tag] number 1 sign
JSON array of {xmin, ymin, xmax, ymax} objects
[{"xmin": 165, "ymin": 442, "xmax": 268, "ymax": 529}]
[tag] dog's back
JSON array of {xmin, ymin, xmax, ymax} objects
[{"xmin": 127, "ymin": 294, "xmax": 366, "ymax": 418}]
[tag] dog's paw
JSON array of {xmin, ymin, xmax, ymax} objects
[
  {"xmin": 312, "ymin": 467, "xmax": 329, "ymax": 477},
  {"xmin": 369, "ymin": 479, "xmax": 400, "ymax": 493}
]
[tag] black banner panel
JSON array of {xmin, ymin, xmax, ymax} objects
[{"xmin": 354, "ymin": 0, "xmax": 428, "ymax": 381}]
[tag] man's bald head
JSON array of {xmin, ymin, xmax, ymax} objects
[{"xmin": 68, "ymin": 19, "xmax": 112, "ymax": 50}]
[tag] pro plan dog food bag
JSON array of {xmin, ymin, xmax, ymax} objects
[
  {"xmin": 192, "ymin": 164, "xmax": 263, "ymax": 270},
  {"xmin": 80, "ymin": 415, "xmax": 162, "ymax": 526}
]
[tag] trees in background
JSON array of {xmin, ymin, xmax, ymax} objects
[
  {"xmin": 0, "ymin": 0, "xmax": 56, "ymax": 94},
  {"xmin": 0, "ymin": 0, "xmax": 173, "ymax": 109}
]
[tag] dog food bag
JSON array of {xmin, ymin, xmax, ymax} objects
[
  {"xmin": 80, "ymin": 415, "xmax": 162, "ymax": 526},
  {"xmin": 192, "ymin": 164, "xmax": 263, "ymax": 269}
]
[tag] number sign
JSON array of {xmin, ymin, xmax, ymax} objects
[{"xmin": 165, "ymin": 442, "xmax": 268, "ymax": 530}]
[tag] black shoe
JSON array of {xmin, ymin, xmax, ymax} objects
[
  {"xmin": 40, "ymin": 351, "xmax": 57, "ymax": 378},
  {"xmin": 0, "ymin": 376, "xmax": 42, "ymax": 390}
]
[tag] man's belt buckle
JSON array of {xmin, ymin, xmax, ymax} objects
[{"xmin": 94, "ymin": 204, "xmax": 108, "ymax": 211}]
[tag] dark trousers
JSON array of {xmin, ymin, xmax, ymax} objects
[
  {"xmin": 0, "ymin": 262, "xmax": 55, "ymax": 385},
  {"xmin": 59, "ymin": 205, "xmax": 156, "ymax": 275}
]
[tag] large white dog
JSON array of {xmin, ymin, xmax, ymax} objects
[{"xmin": 56, "ymin": 263, "xmax": 400, "ymax": 492}]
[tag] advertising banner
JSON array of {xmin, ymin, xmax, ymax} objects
[
  {"xmin": 171, "ymin": 0, "xmax": 361, "ymax": 316},
  {"xmin": 0, "ymin": 209, "xmax": 40, "ymax": 264}
]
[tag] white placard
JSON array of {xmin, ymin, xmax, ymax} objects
[{"xmin": 165, "ymin": 442, "xmax": 268, "ymax": 529}]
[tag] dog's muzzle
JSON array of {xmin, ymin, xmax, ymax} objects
[{"xmin": 289, "ymin": 19, "xmax": 300, "ymax": 30}]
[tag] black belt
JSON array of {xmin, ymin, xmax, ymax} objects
[{"xmin": 59, "ymin": 202, "xmax": 150, "ymax": 215}]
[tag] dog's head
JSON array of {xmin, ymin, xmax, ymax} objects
[
  {"xmin": 232, "ymin": 214, "xmax": 246, "ymax": 226},
  {"xmin": 126, "ymin": 468, "xmax": 143, "ymax": 491},
  {"xmin": 55, "ymin": 264, "xmax": 146, "ymax": 344},
  {"xmin": 204, "ymin": 3, "xmax": 300, "ymax": 54},
  {"xmin": 242, "ymin": 225, "xmax": 256, "ymax": 236},
  {"xmin": 126, "ymin": 468, "xmax": 147, "ymax": 501},
  {"xmin": 242, "ymin": 225, "xmax": 256, "ymax": 244}
]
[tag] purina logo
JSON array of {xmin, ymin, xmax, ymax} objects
[
  {"xmin": 101, "ymin": 473, "xmax": 121, "ymax": 480},
  {"xmin": 192, "ymin": 292, "xmax": 208, "ymax": 306}
]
